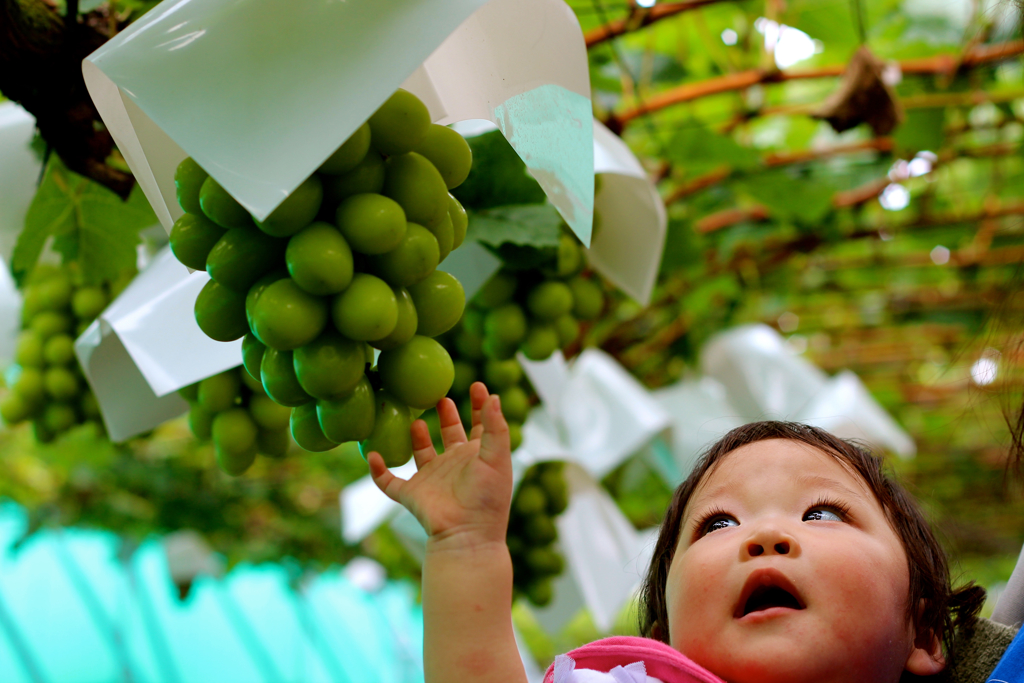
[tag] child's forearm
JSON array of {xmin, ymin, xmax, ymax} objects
[{"xmin": 422, "ymin": 535, "xmax": 528, "ymax": 683}]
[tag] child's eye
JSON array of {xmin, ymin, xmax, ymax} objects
[
  {"xmin": 804, "ymin": 508, "xmax": 843, "ymax": 522},
  {"xmin": 703, "ymin": 516, "xmax": 739, "ymax": 534}
]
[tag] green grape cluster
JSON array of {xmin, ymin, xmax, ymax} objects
[
  {"xmin": 507, "ymin": 461, "xmax": 569, "ymax": 607},
  {"xmin": 439, "ymin": 315, "xmax": 531, "ymax": 452},
  {"xmin": 169, "ymin": 88, "xmax": 472, "ymax": 470},
  {"xmin": 462, "ymin": 233, "xmax": 606, "ymax": 364},
  {"xmin": 179, "ymin": 367, "xmax": 292, "ymax": 476},
  {"xmin": 0, "ymin": 265, "xmax": 123, "ymax": 442}
]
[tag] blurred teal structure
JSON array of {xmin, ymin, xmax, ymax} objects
[{"xmin": 0, "ymin": 502, "xmax": 424, "ymax": 683}]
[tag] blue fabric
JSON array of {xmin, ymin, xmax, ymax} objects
[{"xmin": 988, "ymin": 628, "xmax": 1024, "ymax": 682}]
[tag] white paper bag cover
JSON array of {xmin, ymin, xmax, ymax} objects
[
  {"xmin": 517, "ymin": 350, "xmax": 672, "ymax": 479},
  {"xmin": 82, "ymin": 0, "xmax": 594, "ymax": 244},
  {"xmin": 0, "ymin": 102, "xmax": 42, "ymax": 264},
  {"xmin": 453, "ymin": 118, "xmax": 665, "ymax": 304}
]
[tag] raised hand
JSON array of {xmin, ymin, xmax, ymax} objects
[{"xmin": 367, "ymin": 381, "xmax": 513, "ymax": 548}]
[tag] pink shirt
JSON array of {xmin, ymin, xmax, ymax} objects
[{"xmin": 544, "ymin": 636, "xmax": 726, "ymax": 683}]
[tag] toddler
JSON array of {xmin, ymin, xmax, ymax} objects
[{"xmin": 368, "ymin": 382, "xmax": 989, "ymax": 683}]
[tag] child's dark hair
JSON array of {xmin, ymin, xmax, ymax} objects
[{"xmin": 638, "ymin": 421, "xmax": 986, "ymax": 670}]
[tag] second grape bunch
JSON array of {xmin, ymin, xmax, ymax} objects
[{"xmin": 170, "ymin": 88, "xmax": 473, "ymax": 475}]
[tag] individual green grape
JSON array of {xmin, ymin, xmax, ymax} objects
[
  {"xmin": 175, "ymin": 157, "xmax": 208, "ymax": 215},
  {"xmin": 322, "ymin": 151, "xmax": 385, "ymax": 205},
  {"xmin": 499, "ymin": 385, "xmax": 529, "ymax": 422},
  {"xmin": 43, "ymin": 334, "xmax": 75, "ymax": 365},
  {"xmin": 319, "ymin": 122, "xmax": 371, "ymax": 175},
  {"xmin": 525, "ymin": 547, "xmax": 564, "ymax": 577},
  {"xmin": 245, "ymin": 269, "xmax": 289, "ymax": 331},
  {"xmin": 382, "ymin": 153, "xmax": 449, "ymax": 229},
  {"xmin": 242, "ymin": 333, "xmax": 266, "ymax": 381},
  {"xmin": 455, "ymin": 327, "xmax": 484, "ymax": 360},
  {"xmin": 484, "ymin": 304, "xmax": 527, "ymax": 346},
  {"xmin": 257, "ymin": 428, "xmax": 290, "ymax": 458},
  {"xmin": 317, "ymin": 375, "xmax": 375, "ymax": 443},
  {"xmin": 80, "ymin": 392, "xmax": 101, "ymax": 420},
  {"xmin": 556, "ymin": 233, "xmax": 583, "ymax": 278},
  {"xmin": 483, "ymin": 359, "xmax": 522, "ymax": 391},
  {"xmin": 248, "ymin": 393, "xmax": 291, "ymax": 431},
  {"xmin": 240, "ymin": 367, "xmax": 265, "ymax": 394},
  {"xmin": 169, "ymin": 212, "xmax": 226, "ymax": 271},
  {"xmin": 412, "ymin": 124, "xmax": 473, "ymax": 190},
  {"xmin": 408, "ymin": 270, "xmax": 464, "ymax": 338},
  {"xmin": 250, "ymin": 278, "xmax": 328, "ymax": 350},
  {"xmin": 43, "ymin": 403, "xmax": 77, "ymax": 433},
  {"xmin": 554, "ymin": 314, "xmax": 580, "ymax": 347},
  {"xmin": 286, "ymin": 222, "xmax": 354, "ymax": 295},
  {"xmin": 13, "ymin": 367, "xmax": 45, "ymax": 404},
  {"xmin": 451, "ymin": 361, "xmax": 476, "ymax": 395},
  {"xmin": 368, "ymin": 89, "xmax": 431, "ymax": 156},
  {"xmin": 539, "ymin": 466, "xmax": 569, "ymax": 515},
  {"xmin": 520, "ymin": 324, "xmax": 559, "ymax": 361},
  {"xmin": 370, "ymin": 287, "xmax": 418, "ymax": 351},
  {"xmin": 205, "ymin": 227, "xmax": 285, "ymax": 293},
  {"xmin": 335, "ymin": 194, "xmax": 407, "ymax": 255},
  {"xmin": 189, "ymin": 404, "xmax": 215, "ymax": 440},
  {"xmin": 569, "ymin": 277, "xmax": 604, "ymax": 320},
  {"xmin": 378, "ymin": 336, "xmax": 454, "ymax": 410},
  {"xmin": 44, "ymin": 367, "xmax": 78, "ymax": 401},
  {"xmin": 261, "ymin": 347, "xmax": 313, "ymax": 407},
  {"xmin": 482, "ymin": 337, "xmax": 517, "ymax": 361},
  {"xmin": 293, "ymin": 330, "xmax": 365, "ymax": 400},
  {"xmin": 524, "ymin": 514, "xmax": 557, "ymax": 544},
  {"xmin": 526, "ymin": 579, "xmax": 553, "ymax": 607},
  {"xmin": 199, "ymin": 176, "xmax": 253, "ymax": 229},
  {"xmin": 0, "ymin": 392, "xmax": 31, "ymax": 424},
  {"xmin": 360, "ymin": 390, "xmax": 413, "ymax": 467},
  {"xmin": 425, "ymin": 212, "xmax": 454, "ymax": 262},
  {"xmin": 212, "ymin": 408, "xmax": 259, "ymax": 475},
  {"xmin": 514, "ymin": 484, "xmax": 547, "ymax": 516},
  {"xmin": 71, "ymin": 287, "xmax": 107, "ymax": 320},
  {"xmin": 197, "ymin": 370, "xmax": 240, "ymax": 413},
  {"xmin": 36, "ymin": 273, "xmax": 72, "ymax": 310},
  {"xmin": 195, "ymin": 279, "xmax": 249, "ymax": 342},
  {"xmin": 32, "ymin": 311, "xmax": 73, "ymax": 340},
  {"xmin": 447, "ymin": 194, "xmax": 468, "ymax": 250},
  {"xmin": 508, "ymin": 421, "xmax": 523, "ymax": 451},
  {"xmin": 256, "ymin": 174, "xmax": 323, "ymax": 238},
  {"xmin": 527, "ymin": 281, "xmax": 574, "ymax": 321},
  {"xmin": 331, "ymin": 273, "xmax": 398, "ymax": 342},
  {"xmin": 178, "ymin": 382, "xmax": 199, "ymax": 402},
  {"xmin": 474, "ymin": 271, "xmax": 517, "ymax": 308},
  {"xmin": 15, "ymin": 331, "xmax": 44, "ymax": 367},
  {"xmin": 290, "ymin": 401, "xmax": 337, "ymax": 452},
  {"xmin": 367, "ymin": 223, "xmax": 439, "ymax": 288}
]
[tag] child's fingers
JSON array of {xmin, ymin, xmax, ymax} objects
[
  {"xmin": 469, "ymin": 381, "xmax": 491, "ymax": 441},
  {"xmin": 410, "ymin": 419, "xmax": 437, "ymax": 469},
  {"xmin": 478, "ymin": 394, "xmax": 511, "ymax": 468},
  {"xmin": 437, "ymin": 397, "xmax": 468, "ymax": 450},
  {"xmin": 368, "ymin": 451, "xmax": 406, "ymax": 503}
]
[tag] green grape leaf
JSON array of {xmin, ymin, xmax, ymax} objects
[
  {"xmin": 659, "ymin": 218, "xmax": 705, "ymax": 276},
  {"xmin": 667, "ymin": 124, "xmax": 761, "ymax": 176},
  {"xmin": 466, "ymin": 204, "xmax": 564, "ymax": 248},
  {"xmin": 735, "ymin": 170, "xmax": 835, "ymax": 224},
  {"xmin": 893, "ymin": 108, "xmax": 945, "ymax": 154},
  {"xmin": 451, "ymin": 131, "xmax": 546, "ymax": 210},
  {"xmin": 13, "ymin": 157, "xmax": 155, "ymax": 285}
]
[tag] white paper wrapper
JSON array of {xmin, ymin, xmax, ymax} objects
[
  {"xmin": 517, "ymin": 350, "xmax": 671, "ymax": 479},
  {"xmin": 454, "ymin": 118, "xmax": 666, "ymax": 304},
  {"xmin": 700, "ymin": 324, "xmax": 829, "ymax": 419},
  {"xmin": 74, "ymin": 248, "xmax": 244, "ymax": 441},
  {"xmin": 437, "ymin": 240, "xmax": 503, "ymax": 302},
  {"xmin": 0, "ymin": 103, "xmax": 41, "ymax": 264},
  {"xmin": 82, "ymin": 0, "xmax": 593, "ymax": 244},
  {"xmin": 795, "ymin": 370, "xmax": 916, "ymax": 457}
]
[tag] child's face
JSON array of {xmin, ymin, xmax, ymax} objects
[{"xmin": 664, "ymin": 439, "xmax": 929, "ymax": 683}]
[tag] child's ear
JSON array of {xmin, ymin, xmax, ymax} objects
[{"xmin": 905, "ymin": 602, "xmax": 945, "ymax": 676}]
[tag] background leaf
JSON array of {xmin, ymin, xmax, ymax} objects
[
  {"xmin": 467, "ymin": 204, "xmax": 564, "ymax": 248},
  {"xmin": 452, "ymin": 131, "xmax": 547, "ymax": 210}
]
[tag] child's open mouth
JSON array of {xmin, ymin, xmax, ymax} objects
[{"xmin": 735, "ymin": 568, "xmax": 806, "ymax": 618}]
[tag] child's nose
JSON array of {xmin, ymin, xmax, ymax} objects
[{"xmin": 742, "ymin": 526, "xmax": 799, "ymax": 559}]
